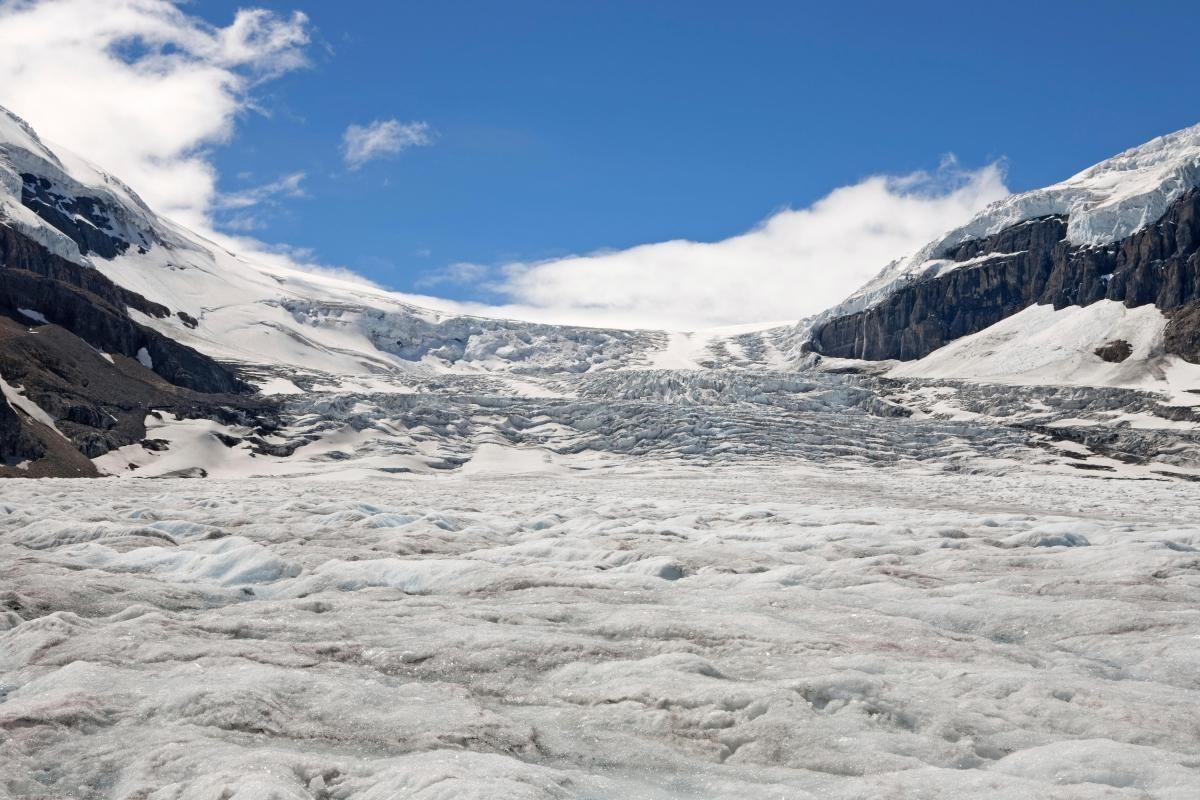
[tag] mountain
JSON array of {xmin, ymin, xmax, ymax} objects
[
  {"xmin": 804, "ymin": 125, "xmax": 1200, "ymax": 392},
  {"xmin": 2, "ymin": 106, "xmax": 1200, "ymax": 480},
  {"xmin": 0, "ymin": 106, "xmax": 795, "ymax": 476},
  {"xmin": 0, "ymin": 107, "xmax": 658, "ymax": 382}
]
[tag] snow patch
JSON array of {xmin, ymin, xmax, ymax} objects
[
  {"xmin": 459, "ymin": 443, "xmax": 564, "ymax": 476},
  {"xmin": 0, "ymin": 374, "xmax": 65, "ymax": 437},
  {"xmin": 255, "ymin": 376, "xmax": 304, "ymax": 395},
  {"xmin": 887, "ymin": 301, "xmax": 1194, "ymax": 389}
]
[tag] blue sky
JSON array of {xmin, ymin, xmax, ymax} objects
[
  {"xmin": 189, "ymin": 0, "xmax": 1200, "ymax": 309},
  {"xmin": 2, "ymin": 0, "xmax": 1198, "ymax": 327}
]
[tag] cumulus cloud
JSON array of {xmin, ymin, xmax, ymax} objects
[
  {"xmin": 447, "ymin": 161, "xmax": 1009, "ymax": 329},
  {"xmin": 0, "ymin": 0, "xmax": 310, "ymax": 229},
  {"xmin": 342, "ymin": 119, "xmax": 433, "ymax": 169}
]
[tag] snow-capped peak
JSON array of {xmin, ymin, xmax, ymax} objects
[
  {"xmin": 924, "ymin": 121, "xmax": 1200, "ymax": 256},
  {"xmin": 0, "ymin": 104, "xmax": 172, "ymax": 265},
  {"xmin": 0, "ymin": 105, "xmax": 61, "ymax": 168},
  {"xmin": 812, "ymin": 121, "xmax": 1200, "ymax": 327}
]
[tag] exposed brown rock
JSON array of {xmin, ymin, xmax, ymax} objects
[
  {"xmin": 1164, "ymin": 301, "xmax": 1200, "ymax": 362},
  {"xmin": 0, "ymin": 219, "xmax": 275, "ymax": 476},
  {"xmin": 1094, "ymin": 339, "xmax": 1133, "ymax": 363},
  {"xmin": 0, "ymin": 222, "xmax": 166, "ymax": 319},
  {"xmin": 0, "ymin": 314, "xmax": 276, "ymax": 476},
  {"xmin": 0, "ymin": 393, "xmax": 43, "ymax": 465}
]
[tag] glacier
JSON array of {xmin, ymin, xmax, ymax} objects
[
  {"xmin": 8, "ymin": 362, "xmax": 1200, "ymax": 795},
  {"xmin": 3, "ymin": 467, "xmax": 1199, "ymax": 798}
]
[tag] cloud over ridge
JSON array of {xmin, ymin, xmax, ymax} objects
[{"xmin": 439, "ymin": 160, "xmax": 1010, "ymax": 329}]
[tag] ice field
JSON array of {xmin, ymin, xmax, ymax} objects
[{"xmin": 3, "ymin": 465, "xmax": 1199, "ymax": 799}]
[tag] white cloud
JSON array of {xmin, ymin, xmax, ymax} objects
[
  {"xmin": 216, "ymin": 171, "xmax": 307, "ymax": 210},
  {"xmin": 415, "ymin": 261, "xmax": 490, "ymax": 289},
  {"xmin": 212, "ymin": 171, "xmax": 306, "ymax": 231},
  {"xmin": 342, "ymin": 119, "xmax": 433, "ymax": 169},
  {"xmin": 0, "ymin": 0, "xmax": 309, "ymax": 229},
  {"xmin": 455, "ymin": 162, "xmax": 1009, "ymax": 330}
]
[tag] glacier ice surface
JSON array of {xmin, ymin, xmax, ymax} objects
[{"xmin": 3, "ymin": 467, "xmax": 1199, "ymax": 798}]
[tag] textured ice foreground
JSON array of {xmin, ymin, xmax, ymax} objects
[{"xmin": 2, "ymin": 468, "xmax": 1199, "ymax": 799}]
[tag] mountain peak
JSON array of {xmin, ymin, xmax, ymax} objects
[
  {"xmin": 0, "ymin": 103, "xmax": 61, "ymax": 168},
  {"xmin": 932, "ymin": 120, "xmax": 1200, "ymax": 258},
  {"xmin": 813, "ymin": 121, "xmax": 1200, "ymax": 328}
]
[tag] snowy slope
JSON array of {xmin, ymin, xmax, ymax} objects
[
  {"xmin": 887, "ymin": 301, "xmax": 1200, "ymax": 395},
  {"xmin": 0, "ymin": 107, "xmax": 604, "ymax": 380},
  {"xmin": 0, "ymin": 110, "xmax": 160, "ymax": 264},
  {"xmin": 0, "ymin": 105, "xmax": 803, "ymax": 389}
]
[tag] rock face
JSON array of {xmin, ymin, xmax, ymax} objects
[
  {"xmin": 0, "ymin": 310, "xmax": 277, "ymax": 475},
  {"xmin": 0, "ymin": 222, "xmax": 163, "ymax": 317},
  {"xmin": 20, "ymin": 173, "xmax": 140, "ymax": 259},
  {"xmin": 811, "ymin": 189, "xmax": 1200, "ymax": 361},
  {"xmin": 0, "ymin": 224, "xmax": 249, "ymax": 395},
  {"xmin": 1094, "ymin": 339, "xmax": 1134, "ymax": 363},
  {"xmin": 0, "ymin": 394, "xmax": 42, "ymax": 465},
  {"xmin": 1164, "ymin": 302, "xmax": 1200, "ymax": 362},
  {"xmin": 0, "ymin": 218, "xmax": 269, "ymax": 475}
]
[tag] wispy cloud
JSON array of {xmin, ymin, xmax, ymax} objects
[
  {"xmin": 415, "ymin": 261, "xmax": 490, "ymax": 289},
  {"xmin": 217, "ymin": 172, "xmax": 307, "ymax": 210},
  {"xmin": 342, "ymin": 118, "xmax": 433, "ymax": 169}
]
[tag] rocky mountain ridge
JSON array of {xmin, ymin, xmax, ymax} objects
[{"xmin": 809, "ymin": 188, "xmax": 1200, "ymax": 362}]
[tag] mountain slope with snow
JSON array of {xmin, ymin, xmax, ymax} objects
[
  {"xmin": 2, "ymin": 106, "xmax": 777, "ymax": 387},
  {"xmin": 805, "ymin": 123, "xmax": 1200, "ymax": 391},
  {"xmin": 0, "ymin": 104, "xmax": 792, "ymax": 475},
  {"xmin": 819, "ymin": 123, "xmax": 1200, "ymax": 324}
]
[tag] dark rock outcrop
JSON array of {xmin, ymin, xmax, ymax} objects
[
  {"xmin": 0, "ymin": 395, "xmax": 43, "ymax": 465},
  {"xmin": 811, "ymin": 189, "xmax": 1200, "ymax": 361},
  {"xmin": 0, "ymin": 222, "xmax": 167, "ymax": 317},
  {"xmin": 1164, "ymin": 302, "xmax": 1200, "ymax": 362},
  {"xmin": 0, "ymin": 313, "xmax": 276, "ymax": 475},
  {"xmin": 1094, "ymin": 340, "xmax": 1133, "ymax": 363},
  {"xmin": 0, "ymin": 224, "xmax": 248, "ymax": 395},
  {"xmin": 20, "ymin": 173, "xmax": 149, "ymax": 258}
]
